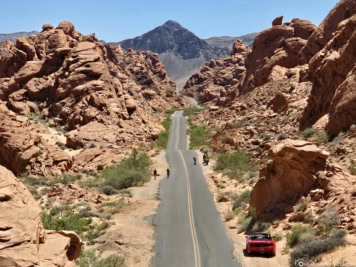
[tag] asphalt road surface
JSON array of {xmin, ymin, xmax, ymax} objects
[{"xmin": 152, "ymin": 111, "xmax": 241, "ymax": 267}]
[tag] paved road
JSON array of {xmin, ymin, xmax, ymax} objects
[{"xmin": 152, "ymin": 112, "xmax": 241, "ymax": 267}]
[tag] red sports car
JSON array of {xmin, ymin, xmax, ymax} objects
[{"xmin": 245, "ymin": 232, "xmax": 276, "ymax": 256}]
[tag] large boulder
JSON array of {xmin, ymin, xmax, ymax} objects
[
  {"xmin": 250, "ymin": 140, "xmax": 329, "ymax": 220},
  {"xmin": 0, "ymin": 165, "xmax": 81, "ymax": 266}
]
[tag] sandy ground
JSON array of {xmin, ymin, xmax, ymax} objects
[{"xmin": 93, "ymin": 150, "xmax": 169, "ymax": 267}]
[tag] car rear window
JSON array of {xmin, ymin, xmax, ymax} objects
[{"xmin": 250, "ymin": 234, "xmax": 272, "ymax": 240}]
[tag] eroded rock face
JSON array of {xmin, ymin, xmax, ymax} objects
[
  {"xmin": 0, "ymin": 21, "xmax": 188, "ymax": 174},
  {"xmin": 250, "ymin": 140, "xmax": 329, "ymax": 220},
  {"xmin": 239, "ymin": 18, "xmax": 315, "ymax": 94},
  {"xmin": 301, "ymin": 14, "xmax": 356, "ymax": 135},
  {"xmin": 0, "ymin": 104, "xmax": 72, "ymax": 176},
  {"xmin": 0, "ymin": 165, "xmax": 81, "ymax": 266},
  {"xmin": 300, "ymin": 0, "xmax": 356, "ymax": 63},
  {"xmin": 182, "ymin": 39, "xmax": 249, "ymax": 105}
]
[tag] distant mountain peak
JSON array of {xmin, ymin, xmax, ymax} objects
[{"xmin": 162, "ymin": 20, "xmax": 183, "ymax": 29}]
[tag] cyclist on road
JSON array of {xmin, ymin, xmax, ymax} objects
[
  {"xmin": 167, "ymin": 168, "xmax": 170, "ymax": 178},
  {"xmin": 193, "ymin": 156, "xmax": 197, "ymax": 165},
  {"xmin": 153, "ymin": 169, "xmax": 158, "ymax": 180}
]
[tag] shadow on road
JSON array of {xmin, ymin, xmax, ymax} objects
[{"xmin": 242, "ymin": 249, "xmax": 275, "ymax": 258}]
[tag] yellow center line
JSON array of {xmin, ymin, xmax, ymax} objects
[{"xmin": 179, "ymin": 150, "xmax": 201, "ymax": 267}]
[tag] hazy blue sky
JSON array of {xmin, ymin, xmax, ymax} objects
[{"xmin": 1, "ymin": 0, "xmax": 339, "ymax": 41}]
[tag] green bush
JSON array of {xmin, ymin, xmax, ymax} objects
[
  {"xmin": 99, "ymin": 185, "xmax": 119, "ymax": 195},
  {"xmin": 278, "ymin": 133, "xmax": 288, "ymax": 140},
  {"xmin": 42, "ymin": 207, "xmax": 91, "ymax": 234},
  {"xmin": 232, "ymin": 190, "xmax": 251, "ymax": 210},
  {"xmin": 295, "ymin": 199, "xmax": 307, "ymax": 212},
  {"xmin": 348, "ymin": 163, "xmax": 356, "ymax": 175},
  {"xmin": 302, "ymin": 128, "xmax": 316, "ymax": 139},
  {"xmin": 318, "ymin": 211, "xmax": 340, "ymax": 235},
  {"xmin": 165, "ymin": 106, "xmax": 177, "ymax": 115},
  {"xmin": 85, "ymin": 222, "xmax": 110, "ymax": 245},
  {"xmin": 188, "ymin": 123, "xmax": 212, "ymax": 149},
  {"xmin": 76, "ymin": 250, "xmax": 125, "ymax": 267},
  {"xmin": 214, "ymin": 151, "xmax": 255, "ymax": 180},
  {"xmin": 315, "ymin": 129, "xmax": 328, "ymax": 144},
  {"xmin": 156, "ymin": 116, "xmax": 172, "ymax": 149},
  {"xmin": 287, "ymin": 224, "xmax": 314, "ymax": 248},
  {"xmin": 183, "ymin": 107, "xmax": 204, "ymax": 117},
  {"xmin": 48, "ymin": 174, "xmax": 81, "ymax": 186},
  {"xmin": 290, "ymin": 230, "xmax": 347, "ymax": 266},
  {"xmin": 237, "ymin": 208, "xmax": 271, "ymax": 233},
  {"xmin": 101, "ymin": 149, "xmax": 151, "ymax": 190},
  {"xmin": 216, "ymin": 192, "xmax": 229, "ymax": 202}
]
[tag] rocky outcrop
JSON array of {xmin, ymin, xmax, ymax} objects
[
  {"xmin": 0, "ymin": 21, "xmax": 187, "ymax": 174},
  {"xmin": 0, "ymin": 165, "xmax": 81, "ymax": 266},
  {"xmin": 299, "ymin": 0, "xmax": 356, "ymax": 63},
  {"xmin": 272, "ymin": 16, "xmax": 283, "ymax": 26},
  {"xmin": 0, "ymin": 104, "xmax": 72, "ymax": 176},
  {"xmin": 250, "ymin": 140, "xmax": 330, "ymax": 220},
  {"xmin": 301, "ymin": 14, "xmax": 356, "ymax": 135},
  {"xmin": 182, "ymin": 39, "xmax": 249, "ymax": 105},
  {"xmin": 239, "ymin": 18, "xmax": 316, "ymax": 94}
]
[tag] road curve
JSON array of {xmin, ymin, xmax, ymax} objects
[{"xmin": 152, "ymin": 111, "xmax": 241, "ymax": 267}]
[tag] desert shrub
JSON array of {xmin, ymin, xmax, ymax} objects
[
  {"xmin": 101, "ymin": 149, "xmax": 151, "ymax": 190},
  {"xmin": 214, "ymin": 151, "xmax": 256, "ymax": 180},
  {"xmin": 56, "ymin": 141, "xmax": 66, "ymax": 150},
  {"xmin": 224, "ymin": 212, "xmax": 235, "ymax": 222},
  {"xmin": 318, "ymin": 211, "xmax": 340, "ymax": 235},
  {"xmin": 183, "ymin": 107, "xmax": 204, "ymax": 117},
  {"xmin": 278, "ymin": 133, "xmax": 288, "ymax": 140},
  {"xmin": 315, "ymin": 129, "xmax": 328, "ymax": 144},
  {"xmin": 348, "ymin": 163, "xmax": 356, "ymax": 175},
  {"xmin": 329, "ymin": 259, "xmax": 351, "ymax": 267},
  {"xmin": 49, "ymin": 174, "xmax": 81, "ymax": 186},
  {"xmin": 303, "ymin": 212, "xmax": 315, "ymax": 223},
  {"xmin": 272, "ymin": 232, "xmax": 283, "ymax": 242},
  {"xmin": 99, "ymin": 185, "xmax": 119, "ymax": 195},
  {"xmin": 295, "ymin": 199, "xmax": 307, "ymax": 212},
  {"xmin": 42, "ymin": 207, "xmax": 91, "ymax": 234},
  {"xmin": 232, "ymin": 190, "xmax": 251, "ymax": 210},
  {"xmin": 290, "ymin": 230, "xmax": 347, "ymax": 266},
  {"xmin": 237, "ymin": 208, "xmax": 271, "ymax": 233},
  {"xmin": 328, "ymin": 134, "xmax": 342, "ymax": 147},
  {"xmin": 76, "ymin": 250, "xmax": 125, "ymax": 267},
  {"xmin": 260, "ymin": 133, "xmax": 271, "ymax": 141},
  {"xmin": 165, "ymin": 106, "xmax": 177, "ymax": 115},
  {"xmin": 287, "ymin": 224, "xmax": 314, "ymax": 248},
  {"xmin": 156, "ymin": 116, "xmax": 172, "ymax": 149},
  {"xmin": 233, "ymin": 120, "xmax": 249, "ymax": 128},
  {"xmin": 100, "ymin": 200, "xmax": 125, "ymax": 216},
  {"xmin": 85, "ymin": 221, "xmax": 110, "ymax": 245},
  {"xmin": 216, "ymin": 192, "xmax": 229, "ymax": 202},
  {"xmin": 302, "ymin": 128, "xmax": 316, "ymax": 139},
  {"xmin": 120, "ymin": 189, "xmax": 133, "ymax": 197},
  {"xmin": 188, "ymin": 123, "xmax": 212, "ymax": 149},
  {"xmin": 79, "ymin": 207, "xmax": 98, "ymax": 218}
]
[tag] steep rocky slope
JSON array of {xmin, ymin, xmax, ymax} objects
[
  {"xmin": 0, "ymin": 21, "xmax": 187, "ymax": 176},
  {"xmin": 118, "ymin": 21, "xmax": 257, "ymax": 87}
]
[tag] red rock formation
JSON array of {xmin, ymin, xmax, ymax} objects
[
  {"xmin": 250, "ymin": 140, "xmax": 334, "ymax": 220},
  {"xmin": 301, "ymin": 14, "xmax": 356, "ymax": 135},
  {"xmin": 299, "ymin": 0, "xmax": 356, "ymax": 63},
  {"xmin": 182, "ymin": 39, "xmax": 249, "ymax": 105},
  {"xmin": 0, "ymin": 165, "xmax": 81, "ymax": 266},
  {"xmin": 0, "ymin": 22, "xmax": 188, "ymax": 174},
  {"xmin": 272, "ymin": 16, "xmax": 283, "ymax": 26},
  {"xmin": 239, "ymin": 18, "xmax": 316, "ymax": 94}
]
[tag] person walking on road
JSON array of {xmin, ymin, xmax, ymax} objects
[
  {"xmin": 193, "ymin": 156, "xmax": 197, "ymax": 165},
  {"xmin": 153, "ymin": 169, "xmax": 158, "ymax": 180},
  {"xmin": 167, "ymin": 168, "xmax": 170, "ymax": 178}
]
